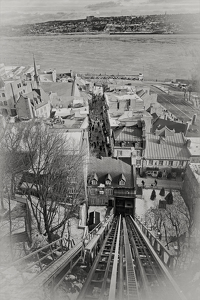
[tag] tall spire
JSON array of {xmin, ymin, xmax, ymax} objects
[
  {"xmin": 71, "ymin": 74, "xmax": 76, "ymax": 96},
  {"xmin": 33, "ymin": 54, "xmax": 40, "ymax": 89},
  {"xmin": 71, "ymin": 74, "xmax": 80, "ymax": 97}
]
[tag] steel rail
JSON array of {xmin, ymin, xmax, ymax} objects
[
  {"xmin": 108, "ymin": 215, "xmax": 121, "ymax": 300},
  {"xmin": 123, "ymin": 217, "xmax": 140, "ymax": 300},
  {"xmin": 77, "ymin": 216, "xmax": 119, "ymax": 300},
  {"xmin": 126, "ymin": 216, "xmax": 162, "ymax": 287},
  {"xmin": 128, "ymin": 216, "xmax": 187, "ymax": 300}
]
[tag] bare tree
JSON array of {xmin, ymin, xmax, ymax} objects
[
  {"xmin": 1, "ymin": 121, "xmax": 87, "ymax": 243},
  {"xmin": 145, "ymin": 192, "xmax": 191, "ymax": 253}
]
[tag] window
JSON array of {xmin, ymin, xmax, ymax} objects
[
  {"xmin": 179, "ymin": 161, "xmax": 184, "ymax": 166},
  {"xmin": 17, "ymin": 83, "xmax": 21, "ymax": 88},
  {"xmin": 105, "ymin": 179, "xmax": 111, "ymax": 186},
  {"xmin": 119, "ymin": 180, "xmax": 125, "ymax": 186},
  {"xmin": 68, "ymin": 187, "xmax": 75, "ymax": 194},
  {"xmin": 168, "ymin": 161, "xmax": 173, "ymax": 166},
  {"xmin": 149, "ymin": 160, "xmax": 153, "ymax": 165},
  {"xmin": 70, "ymin": 177, "xmax": 76, "ymax": 184},
  {"xmin": 3, "ymin": 101, "xmax": 7, "ymax": 106},
  {"xmin": 159, "ymin": 160, "xmax": 163, "ymax": 166},
  {"xmin": 0, "ymin": 101, "xmax": 3, "ymax": 106},
  {"xmin": 136, "ymin": 150, "xmax": 140, "ymax": 156},
  {"xmin": 117, "ymin": 150, "xmax": 123, "ymax": 156},
  {"xmin": 90, "ymin": 188, "xmax": 97, "ymax": 195},
  {"xmin": 136, "ymin": 159, "xmax": 141, "ymax": 165},
  {"xmin": 90, "ymin": 198, "xmax": 96, "ymax": 205},
  {"xmin": 91, "ymin": 179, "xmax": 97, "ymax": 185},
  {"xmin": 2, "ymin": 93, "xmax": 5, "ymax": 97},
  {"xmin": 105, "ymin": 189, "xmax": 113, "ymax": 195}
]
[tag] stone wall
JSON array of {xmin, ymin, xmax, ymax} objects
[{"xmin": 181, "ymin": 164, "xmax": 200, "ymax": 228}]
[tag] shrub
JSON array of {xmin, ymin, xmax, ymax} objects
[
  {"xmin": 157, "ymin": 171, "xmax": 162, "ymax": 178},
  {"xmin": 165, "ymin": 191, "xmax": 173, "ymax": 204},
  {"xmin": 159, "ymin": 187, "xmax": 165, "ymax": 196},
  {"xmin": 150, "ymin": 189, "xmax": 156, "ymax": 200},
  {"xmin": 140, "ymin": 171, "xmax": 146, "ymax": 178},
  {"xmin": 167, "ymin": 172, "xmax": 172, "ymax": 179}
]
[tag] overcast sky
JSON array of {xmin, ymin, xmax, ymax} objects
[{"xmin": 0, "ymin": 0, "xmax": 199, "ymax": 25}]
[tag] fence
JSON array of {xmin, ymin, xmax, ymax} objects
[{"xmin": 135, "ymin": 216, "xmax": 177, "ymax": 269}]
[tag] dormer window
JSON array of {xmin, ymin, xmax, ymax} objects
[
  {"xmin": 119, "ymin": 174, "xmax": 126, "ymax": 186},
  {"xmin": 105, "ymin": 173, "xmax": 112, "ymax": 186},
  {"xmin": 90, "ymin": 173, "xmax": 98, "ymax": 185}
]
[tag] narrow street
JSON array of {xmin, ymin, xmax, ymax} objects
[
  {"xmin": 137, "ymin": 176, "xmax": 183, "ymax": 190},
  {"xmin": 88, "ymin": 94, "xmax": 111, "ymax": 157}
]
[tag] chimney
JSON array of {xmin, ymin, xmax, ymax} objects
[
  {"xmin": 184, "ymin": 121, "xmax": 190, "ymax": 136},
  {"xmin": 149, "ymin": 104, "xmax": 153, "ymax": 114},
  {"xmin": 192, "ymin": 114, "xmax": 197, "ymax": 125},
  {"xmin": 159, "ymin": 136, "xmax": 165, "ymax": 144},
  {"xmin": 186, "ymin": 139, "xmax": 191, "ymax": 148}
]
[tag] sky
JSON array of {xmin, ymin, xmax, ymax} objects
[{"xmin": 0, "ymin": 0, "xmax": 199, "ymax": 25}]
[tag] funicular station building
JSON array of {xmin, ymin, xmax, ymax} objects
[{"xmin": 87, "ymin": 157, "xmax": 136, "ymax": 216}]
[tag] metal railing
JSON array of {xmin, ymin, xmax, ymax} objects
[
  {"xmin": 1, "ymin": 214, "xmax": 114, "ymax": 287},
  {"xmin": 135, "ymin": 216, "xmax": 177, "ymax": 269}
]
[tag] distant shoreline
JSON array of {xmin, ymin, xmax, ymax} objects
[{"xmin": 0, "ymin": 31, "xmax": 199, "ymax": 38}]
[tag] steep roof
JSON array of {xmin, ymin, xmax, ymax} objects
[
  {"xmin": 88, "ymin": 157, "xmax": 134, "ymax": 188},
  {"xmin": 0, "ymin": 77, "xmax": 5, "ymax": 89},
  {"xmin": 113, "ymin": 126, "xmax": 142, "ymax": 142},
  {"xmin": 152, "ymin": 118, "xmax": 187, "ymax": 134},
  {"xmin": 71, "ymin": 78, "xmax": 81, "ymax": 97},
  {"xmin": 136, "ymin": 89, "xmax": 146, "ymax": 97},
  {"xmin": 156, "ymin": 126, "xmax": 175, "ymax": 137},
  {"xmin": 41, "ymin": 82, "xmax": 72, "ymax": 97},
  {"xmin": 145, "ymin": 133, "xmax": 190, "ymax": 160},
  {"xmin": 25, "ymin": 88, "xmax": 49, "ymax": 109}
]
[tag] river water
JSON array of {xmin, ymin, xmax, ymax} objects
[{"xmin": 0, "ymin": 34, "xmax": 200, "ymax": 80}]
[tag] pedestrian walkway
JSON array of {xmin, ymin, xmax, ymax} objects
[{"xmin": 137, "ymin": 177, "xmax": 183, "ymax": 190}]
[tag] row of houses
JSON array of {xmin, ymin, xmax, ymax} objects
[
  {"xmin": 1, "ymin": 64, "xmax": 200, "ymax": 234},
  {"xmin": 98, "ymin": 83, "xmax": 199, "ymax": 179}
]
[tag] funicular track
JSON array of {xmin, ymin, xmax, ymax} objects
[
  {"xmin": 125, "ymin": 215, "xmax": 187, "ymax": 300},
  {"xmin": 3, "ymin": 214, "xmax": 187, "ymax": 300},
  {"xmin": 78, "ymin": 215, "xmax": 187, "ymax": 300},
  {"xmin": 78, "ymin": 215, "xmax": 139, "ymax": 300}
]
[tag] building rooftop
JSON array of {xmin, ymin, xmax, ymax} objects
[
  {"xmin": 113, "ymin": 125, "xmax": 142, "ymax": 142},
  {"xmin": 145, "ymin": 132, "xmax": 190, "ymax": 160},
  {"xmin": 26, "ymin": 88, "xmax": 49, "ymax": 108},
  {"xmin": 88, "ymin": 157, "xmax": 134, "ymax": 188},
  {"xmin": 152, "ymin": 118, "xmax": 187, "ymax": 134},
  {"xmin": 187, "ymin": 138, "xmax": 200, "ymax": 156},
  {"xmin": 41, "ymin": 81, "xmax": 72, "ymax": 97},
  {"xmin": 49, "ymin": 128, "xmax": 87, "ymax": 154}
]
